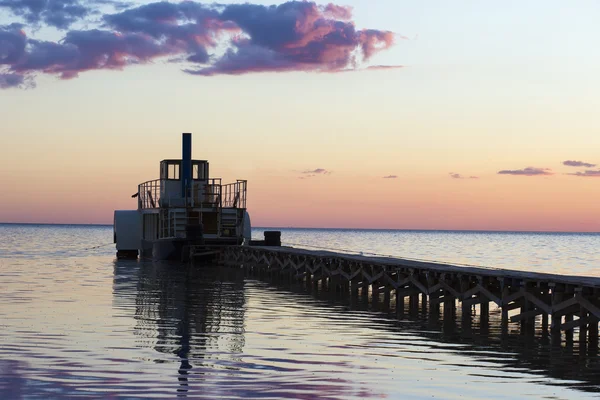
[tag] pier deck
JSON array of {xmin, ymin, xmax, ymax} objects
[{"xmin": 220, "ymin": 245, "xmax": 600, "ymax": 346}]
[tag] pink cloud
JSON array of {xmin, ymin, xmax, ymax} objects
[
  {"xmin": 563, "ymin": 160, "xmax": 596, "ymax": 168},
  {"xmin": 567, "ymin": 170, "xmax": 600, "ymax": 177},
  {"xmin": 323, "ymin": 4, "xmax": 353, "ymax": 20},
  {"xmin": 367, "ymin": 65, "xmax": 404, "ymax": 71},
  {"xmin": 449, "ymin": 173, "xmax": 479, "ymax": 179},
  {"xmin": 1, "ymin": 1, "xmax": 401, "ymax": 88}
]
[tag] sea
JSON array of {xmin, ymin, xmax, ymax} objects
[{"xmin": 1, "ymin": 223, "xmax": 600, "ymax": 399}]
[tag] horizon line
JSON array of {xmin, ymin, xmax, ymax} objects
[{"xmin": 0, "ymin": 222, "xmax": 598, "ymax": 234}]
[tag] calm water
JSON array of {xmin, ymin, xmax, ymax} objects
[{"xmin": 1, "ymin": 224, "xmax": 600, "ymax": 399}]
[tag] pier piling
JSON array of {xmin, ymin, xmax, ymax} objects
[{"xmin": 220, "ymin": 245, "xmax": 600, "ymax": 348}]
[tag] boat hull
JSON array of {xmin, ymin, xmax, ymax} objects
[{"xmin": 140, "ymin": 239, "xmax": 186, "ymax": 261}]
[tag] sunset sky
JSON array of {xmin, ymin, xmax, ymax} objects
[{"xmin": 1, "ymin": 0, "xmax": 600, "ymax": 231}]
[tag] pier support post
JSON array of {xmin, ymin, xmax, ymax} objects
[
  {"xmin": 421, "ymin": 292, "xmax": 428, "ymax": 315},
  {"xmin": 519, "ymin": 283, "xmax": 532, "ymax": 336},
  {"xmin": 396, "ymin": 290, "xmax": 405, "ymax": 319},
  {"xmin": 480, "ymin": 300, "xmax": 490, "ymax": 334},
  {"xmin": 361, "ymin": 282, "xmax": 369, "ymax": 302},
  {"xmin": 428, "ymin": 289, "xmax": 441, "ymax": 323},
  {"xmin": 541, "ymin": 312, "xmax": 549, "ymax": 339},
  {"xmin": 501, "ymin": 285, "xmax": 510, "ymax": 336},
  {"xmin": 330, "ymin": 274, "xmax": 340, "ymax": 295},
  {"xmin": 312, "ymin": 275, "xmax": 320, "ymax": 292},
  {"xmin": 383, "ymin": 287, "xmax": 391, "ymax": 311},
  {"xmin": 409, "ymin": 293, "xmax": 419, "ymax": 316},
  {"xmin": 342, "ymin": 280, "xmax": 350, "ymax": 296},
  {"xmin": 443, "ymin": 290, "xmax": 455, "ymax": 320},
  {"xmin": 565, "ymin": 288, "xmax": 575, "ymax": 345},
  {"xmin": 429, "ymin": 290, "xmax": 441, "ymax": 311},
  {"xmin": 565, "ymin": 312, "xmax": 574, "ymax": 345},
  {"xmin": 461, "ymin": 277, "xmax": 472, "ymax": 331},
  {"xmin": 372, "ymin": 281, "xmax": 380, "ymax": 308},
  {"xmin": 351, "ymin": 280, "xmax": 359, "ymax": 298},
  {"xmin": 539, "ymin": 285, "xmax": 550, "ymax": 338},
  {"xmin": 288, "ymin": 264, "xmax": 295, "ymax": 285},
  {"xmin": 551, "ymin": 287, "xmax": 563, "ymax": 346},
  {"xmin": 443, "ymin": 291, "xmax": 456, "ymax": 334},
  {"xmin": 541, "ymin": 288, "xmax": 549, "ymax": 337},
  {"xmin": 579, "ymin": 305, "xmax": 588, "ymax": 347},
  {"xmin": 589, "ymin": 316, "xmax": 599, "ymax": 355}
]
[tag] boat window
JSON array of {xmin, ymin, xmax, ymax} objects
[
  {"xmin": 168, "ymin": 163, "xmax": 180, "ymax": 180},
  {"xmin": 193, "ymin": 162, "xmax": 208, "ymax": 180}
]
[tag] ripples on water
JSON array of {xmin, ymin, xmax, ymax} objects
[{"xmin": 1, "ymin": 224, "xmax": 600, "ymax": 399}]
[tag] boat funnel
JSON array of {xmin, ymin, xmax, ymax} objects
[{"xmin": 182, "ymin": 133, "xmax": 192, "ymax": 197}]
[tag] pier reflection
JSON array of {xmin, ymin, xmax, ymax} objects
[{"xmin": 260, "ymin": 270, "xmax": 600, "ymax": 395}]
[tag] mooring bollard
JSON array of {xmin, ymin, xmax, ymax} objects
[{"xmin": 264, "ymin": 231, "xmax": 281, "ymax": 246}]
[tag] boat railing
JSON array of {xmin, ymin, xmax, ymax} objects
[
  {"xmin": 190, "ymin": 179, "xmax": 221, "ymax": 208},
  {"xmin": 139, "ymin": 179, "xmax": 246, "ymax": 210},
  {"xmin": 138, "ymin": 179, "xmax": 161, "ymax": 209},
  {"xmin": 222, "ymin": 180, "xmax": 247, "ymax": 208}
]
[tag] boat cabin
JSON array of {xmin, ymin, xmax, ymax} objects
[{"xmin": 114, "ymin": 133, "xmax": 251, "ymax": 260}]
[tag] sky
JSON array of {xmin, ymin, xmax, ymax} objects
[{"xmin": 1, "ymin": 0, "xmax": 600, "ymax": 231}]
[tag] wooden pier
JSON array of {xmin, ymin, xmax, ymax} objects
[{"xmin": 219, "ymin": 245, "xmax": 600, "ymax": 347}]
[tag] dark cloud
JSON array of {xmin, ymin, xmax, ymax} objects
[
  {"xmin": 498, "ymin": 167, "xmax": 553, "ymax": 176},
  {"xmin": 303, "ymin": 168, "xmax": 331, "ymax": 175},
  {"xmin": 11, "ymin": 29, "xmax": 174, "ymax": 79},
  {"xmin": 0, "ymin": 72, "xmax": 28, "ymax": 88},
  {"xmin": 1, "ymin": 1, "xmax": 400, "ymax": 88},
  {"xmin": 0, "ymin": 23, "xmax": 27, "ymax": 65},
  {"xmin": 185, "ymin": 1, "xmax": 397, "ymax": 75},
  {"xmin": 2, "ymin": 22, "xmax": 187, "ymax": 80},
  {"xmin": 102, "ymin": 2, "xmax": 233, "ymax": 43},
  {"xmin": 186, "ymin": 40, "xmax": 298, "ymax": 76},
  {"xmin": 383, "ymin": 175, "xmax": 397, "ymax": 179},
  {"xmin": 0, "ymin": 0, "xmax": 90, "ymax": 29},
  {"xmin": 567, "ymin": 170, "xmax": 600, "ymax": 178},
  {"xmin": 563, "ymin": 160, "xmax": 596, "ymax": 168},
  {"xmin": 102, "ymin": 2, "xmax": 236, "ymax": 67}
]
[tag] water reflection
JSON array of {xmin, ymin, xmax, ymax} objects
[
  {"xmin": 113, "ymin": 260, "xmax": 246, "ymax": 396},
  {"xmin": 267, "ymin": 274, "xmax": 600, "ymax": 396},
  {"xmin": 110, "ymin": 259, "xmax": 600, "ymax": 398},
  {"xmin": 112, "ymin": 261, "xmax": 390, "ymax": 399}
]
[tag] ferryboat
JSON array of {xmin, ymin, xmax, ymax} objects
[{"xmin": 113, "ymin": 133, "xmax": 251, "ymax": 260}]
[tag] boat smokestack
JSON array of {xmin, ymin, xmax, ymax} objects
[{"xmin": 182, "ymin": 132, "xmax": 192, "ymax": 197}]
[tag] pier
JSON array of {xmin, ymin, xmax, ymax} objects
[{"xmin": 219, "ymin": 245, "xmax": 600, "ymax": 347}]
